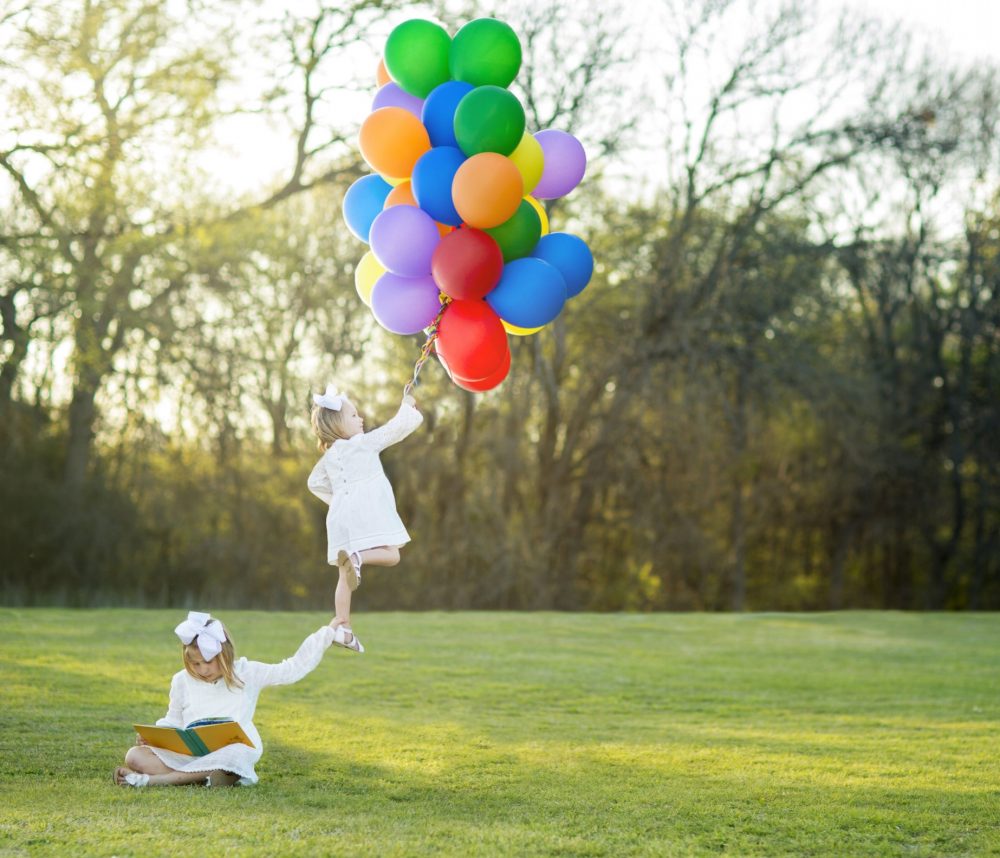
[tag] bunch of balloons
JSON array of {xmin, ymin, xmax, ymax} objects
[{"xmin": 343, "ymin": 17, "xmax": 594, "ymax": 392}]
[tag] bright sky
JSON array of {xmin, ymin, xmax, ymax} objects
[
  {"xmin": 202, "ymin": 0, "xmax": 1000, "ymax": 197},
  {"xmin": 822, "ymin": 0, "xmax": 1000, "ymax": 61},
  {"xmin": 10, "ymin": 0, "xmax": 1000, "ymax": 417}
]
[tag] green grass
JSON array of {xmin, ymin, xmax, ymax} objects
[{"xmin": 0, "ymin": 610, "xmax": 998, "ymax": 857}]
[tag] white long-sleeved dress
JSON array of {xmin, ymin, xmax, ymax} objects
[
  {"xmin": 307, "ymin": 402, "xmax": 423, "ymax": 562},
  {"xmin": 149, "ymin": 625, "xmax": 336, "ymax": 785}
]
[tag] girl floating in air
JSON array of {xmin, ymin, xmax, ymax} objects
[{"xmin": 308, "ymin": 384, "xmax": 423, "ymax": 653}]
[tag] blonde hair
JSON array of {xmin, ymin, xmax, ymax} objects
[
  {"xmin": 311, "ymin": 401, "xmax": 354, "ymax": 451},
  {"xmin": 182, "ymin": 623, "xmax": 243, "ymax": 690}
]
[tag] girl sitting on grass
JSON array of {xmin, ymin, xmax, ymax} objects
[{"xmin": 114, "ymin": 611, "xmax": 339, "ymax": 787}]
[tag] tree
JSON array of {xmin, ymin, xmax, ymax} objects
[
  {"xmin": 0, "ymin": 1, "xmax": 386, "ymax": 493},
  {"xmin": 828, "ymin": 59, "xmax": 1000, "ymax": 607}
]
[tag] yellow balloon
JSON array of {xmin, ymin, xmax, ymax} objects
[
  {"xmin": 380, "ymin": 174, "xmax": 406, "ymax": 187},
  {"xmin": 524, "ymin": 195, "xmax": 549, "ymax": 236},
  {"xmin": 355, "ymin": 251, "xmax": 385, "ymax": 306},
  {"xmin": 502, "ymin": 319, "xmax": 543, "ymax": 336},
  {"xmin": 509, "ymin": 132, "xmax": 544, "ymax": 194}
]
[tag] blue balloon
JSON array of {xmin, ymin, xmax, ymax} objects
[
  {"xmin": 421, "ymin": 81, "xmax": 474, "ymax": 148},
  {"xmin": 531, "ymin": 232, "xmax": 594, "ymax": 297},
  {"xmin": 342, "ymin": 174, "xmax": 392, "ymax": 242},
  {"xmin": 411, "ymin": 146, "xmax": 466, "ymax": 226},
  {"xmin": 486, "ymin": 257, "xmax": 566, "ymax": 328}
]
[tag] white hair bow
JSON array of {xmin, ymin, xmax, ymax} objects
[
  {"xmin": 313, "ymin": 383, "xmax": 344, "ymax": 411},
  {"xmin": 174, "ymin": 611, "xmax": 228, "ymax": 661}
]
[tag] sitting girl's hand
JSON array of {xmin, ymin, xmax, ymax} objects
[{"xmin": 135, "ymin": 733, "xmax": 148, "ymax": 746}]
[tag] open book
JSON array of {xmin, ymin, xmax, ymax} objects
[{"xmin": 133, "ymin": 719, "xmax": 255, "ymax": 756}]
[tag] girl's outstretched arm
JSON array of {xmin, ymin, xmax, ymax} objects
[
  {"xmin": 243, "ymin": 622, "xmax": 338, "ymax": 688},
  {"xmin": 362, "ymin": 398, "xmax": 423, "ymax": 453}
]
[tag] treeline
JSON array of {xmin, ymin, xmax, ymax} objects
[{"xmin": 1, "ymin": 0, "xmax": 998, "ymax": 610}]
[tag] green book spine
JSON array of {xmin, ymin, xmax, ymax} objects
[{"xmin": 177, "ymin": 729, "xmax": 211, "ymax": 756}]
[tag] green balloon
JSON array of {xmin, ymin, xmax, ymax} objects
[
  {"xmin": 384, "ymin": 19, "xmax": 452, "ymax": 98},
  {"xmin": 449, "ymin": 18, "xmax": 522, "ymax": 88},
  {"xmin": 453, "ymin": 86, "xmax": 525, "ymax": 156},
  {"xmin": 484, "ymin": 200, "xmax": 542, "ymax": 262}
]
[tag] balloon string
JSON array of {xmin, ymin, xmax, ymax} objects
[{"xmin": 403, "ymin": 300, "xmax": 449, "ymax": 398}]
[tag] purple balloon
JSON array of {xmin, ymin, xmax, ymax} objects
[
  {"xmin": 372, "ymin": 83, "xmax": 424, "ymax": 118},
  {"xmin": 370, "ymin": 205, "xmax": 441, "ymax": 276},
  {"xmin": 371, "ymin": 272, "xmax": 443, "ymax": 335},
  {"xmin": 532, "ymin": 130, "xmax": 587, "ymax": 200}
]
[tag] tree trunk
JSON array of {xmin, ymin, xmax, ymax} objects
[
  {"xmin": 0, "ymin": 288, "xmax": 29, "ymax": 413},
  {"xmin": 267, "ymin": 398, "xmax": 288, "ymax": 457},
  {"xmin": 63, "ymin": 376, "xmax": 100, "ymax": 497},
  {"xmin": 828, "ymin": 520, "xmax": 855, "ymax": 610},
  {"xmin": 730, "ymin": 479, "xmax": 747, "ymax": 611},
  {"xmin": 729, "ymin": 361, "xmax": 748, "ymax": 611},
  {"xmin": 968, "ymin": 471, "xmax": 993, "ymax": 610}
]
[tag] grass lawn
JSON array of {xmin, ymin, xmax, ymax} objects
[{"xmin": 0, "ymin": 609, "xmax": 997, "ymax": 857}]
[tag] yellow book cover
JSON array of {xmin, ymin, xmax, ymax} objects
[{"xmin": 133, "ymin": 720, "xmax": 255, "ymax": 756}]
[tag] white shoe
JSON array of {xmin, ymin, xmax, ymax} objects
[
  {"xmin": 332, "ymin": 625, "xmax": 365, "ymax": 653},
  {"xmin": 337, "ymin": 550, "xmax": 362, "ymax": 591},
  {"xmin": 114, "ymin": 768, "xmax": 150, "ymax": 787}
]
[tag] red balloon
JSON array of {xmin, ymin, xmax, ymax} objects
[
  {"xmin": 431, "ymin": 228, "xmax": 504, "ymax": 300},
  {"xmin": 454, "ymin": 347, "xmax": 511, "ymax": 392},
  {"xmin": 435, "ymin": 299, "xmax": 508, "ymax": 381}
]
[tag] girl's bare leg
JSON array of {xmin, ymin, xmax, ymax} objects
[
  {"xmin": 358, "ymin": 546, "xmax": 400, "ymax": 567},
  {"xmin": 146, "ymin": 769, "xmax": 239, "ymax": 786},
  {"xmin": 334, "ymin": 566, "xmax": 352, "ymax": 628},
  {"xmin": 116, "ymin": 746, "xmax": 239, "ymax": 786},
  {"xmin": 330, "ymin": 548, "xmax": 399, "ymax": 647},
  {"xmin": 124, "ymin": 745, "xmax": 172, "ymax": 775}
]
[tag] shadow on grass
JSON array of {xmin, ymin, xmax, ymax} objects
[
  {"xmin": 3, "ymin": 610, "xmax": 999, "ymax": 856},
  {"xmin": 215, "ymin": 722, "xmax": 998, "ymax": 857}
]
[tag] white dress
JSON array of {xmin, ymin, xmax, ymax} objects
[
  {"xmin": 148, "ymin": 625, "xmax": 336, "ymax": 785},
  {"xmin": 307, "ymin": 402, "xmax": 423, "ymax": 562}
]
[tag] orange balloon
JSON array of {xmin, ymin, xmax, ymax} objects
[
  {"xmin": 385, "ymin": 181, "xmax": 418, "ymax": 207},
  {"xmin": 376, "ymin": 57, "xmax": 391, "ymax": 87},
  {"xmin": 358, "ymin": 107, "xmax": 430, "ymax": 179},
  {"xmin": 452, "ymin": 153, "xmax": 524, "ymax": 229},
  {"xmin": 385, "ymin": 182, "xmax": 450, "ymax": 236}
]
